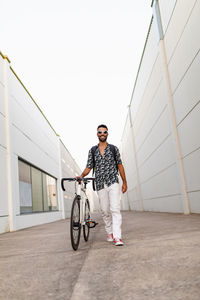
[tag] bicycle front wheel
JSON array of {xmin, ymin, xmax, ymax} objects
[
  {"xmin": 70, "ymin": 196, "xmax": 81, "ymax": 251},
  {"xmin": 83, "ymin": 199, "xmax": 90, "ymax": 242}
]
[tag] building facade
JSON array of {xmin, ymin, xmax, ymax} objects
[
  {"xmin": 120, "ymin": 0, "xmax": 200, "ymax": 214},
  {"xmin": 0, "ymin": 53, "xmax": 95, "ymax": 234}
]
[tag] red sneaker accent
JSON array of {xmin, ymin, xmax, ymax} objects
[
  {"xmin": 107, "ymin": 233, "xmax": 113, "ymax": 242},
  {"xmin": 113, "ymin": 238, "xmax": 124, "ymax": 246}
]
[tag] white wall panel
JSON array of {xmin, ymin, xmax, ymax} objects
[
  {"xmin": 164, "ymin": 0, "xmax": 197, "ymax": 63},
  {"xmin": 127, "ymin": 189, "xmax": 137, "ymax": 210},
  {"xmin": 121, "ymin": 116, "xmax": 130, "ymax": 145},
  {"xmin": 137, "ymin": 107, "xmax": 171, "ymax": 166},
  {"xmin": 188, "ymin": 191, "xmax": 200, "ymax": 213},
  {"xmin": 159, "ymin": 0, "xmax": 177, "ymax": 34},
  {"xmin": 121, "ymin": 119, "xmax": 136, "ymax": 186},
  {"xmin": 173, "ymin": 51, "xmax": 200, "ymax": 124},
  {"xmin": 183, "ymin": 148, "xmax": 200, "ymax": 192},
  {"xmin": 120, "ymin": 118, "xmax": 140, "ymax": 210},
  {"xmin": 139, "ymin": 135, "xmax": 176, "ymax": 184},
  {"xmin": 134, "ymin": 55, "xmax": 163, "ymax": 135},
  {"xmin": 9, "ymin": 71, "xmax": 58, "ymax": 142},
  {"xmin": 16, "ymin": 211, "xmax": 62, "ymax": 230},
  {"xmin": 0, "ymin": 115, "xmax": 6, "ymax": 148},
  {"xmin": 131, "ymin": 187, "xmax": 141, "ymax": 211},
  {"xmin": 0, "ymin": 58, "xmax": 5, "ymax": 117},
  {"xmin": 121, "ymin": 192, "xmax": 129, "ymax": 210},
  {"xmin": 168, "ymin": 0, "xmax": 200, "ymax": 93},
  {"xmin": 178, "ymin": 103, "xmax": 200, "ymax": 157},
  {"xmin": 131, "ymin": 20, "xmax": 159, "ymax": 121},
  {"xmin": 132, "ymin": 200, "xmax": 141, "ymax": 211},
  {"xmin": 143, "ymin": 194, "xmax": 183, "ymax": 213},
  {"xmin": 0, "ymin": 58, "xmax": 3, "ymax": 85},
  {"xmin": 141, "ymin": 164, "xmax": 180, "ymax": 200},
  {"xmin": 12, "ymin": 126, "xmax": 59, "ymax": 178},
  {"xmin": 0, "ymin": 147, "xmax": 8, "ymax": 216},
  {"xmin": 122, "ymin": 145, "xmax": 136, "ymax": 191},
  {"xmin": 135, "ymin": 80, "xmax": 168, "ymax": 150},
  {"xmin": 11, "ymin": 94, "xmax": 58, "ymax": 161},
  {"xmin": 0, "ymin": 217, "xmax": 9, "ymax": 234},
  {"xmin": 0, "ymin": 84, "xmax": 4, "ymax": 116}
]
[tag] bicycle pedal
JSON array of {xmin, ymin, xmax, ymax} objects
[{"xmin": 86, "ymin": 220, "xmax": 98, "ymax": 228}]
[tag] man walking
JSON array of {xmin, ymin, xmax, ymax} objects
[{"xmin": 78, "ymin": 124, "xmax": 127, "ymax": 246}]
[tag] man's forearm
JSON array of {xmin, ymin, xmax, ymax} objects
[
  {"xmin": 118, "ymin": 164, "xmax": 127, "ymax": 183},
  {"xmin": 81, "ymin": 167, "xmax": 91, "ymax": 178},
  {"xmin": 118, "ymin": 164, "xmax": 127, "ymax": 193}
]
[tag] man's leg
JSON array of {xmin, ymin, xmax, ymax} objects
[
  {"xmin": 108, "ymin": 183, "xmax": 122, "ymax": 239},
  {"xmin": 97, "ymin": 186, "xmax": 112, "ymax": 235}
]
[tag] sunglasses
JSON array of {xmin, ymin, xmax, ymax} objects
[{"xmin": 97, "ymin": 130, "xmax": 108, "ymax": 134}]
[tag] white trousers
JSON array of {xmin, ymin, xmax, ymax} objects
[{"xmin": 97, "ymin": 183, "xmax": 122, "ymax": 239}]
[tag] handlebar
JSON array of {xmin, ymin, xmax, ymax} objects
[{"xmin": 61, "ymin": 177, "xmax": 95, "ymax": 191}]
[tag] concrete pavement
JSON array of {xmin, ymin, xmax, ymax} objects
[{"xmin": 0, "ymin": 211, "xmax": 200, "ymax": 300}]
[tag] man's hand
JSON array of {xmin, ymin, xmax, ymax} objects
[
  {"xmin": 122, "ymin": 182, "xmax": 127, "ymax": 193},
  {"xmin": 75, "ymin": 176, "xmax": 82, "ymax": 183}
]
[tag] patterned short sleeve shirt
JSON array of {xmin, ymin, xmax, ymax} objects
[{"xmin": 86, "ymin": 144, "xmax": 122, "ymax": 191}]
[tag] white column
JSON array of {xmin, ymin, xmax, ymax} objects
[
  {"xmin": 57, "ymin": 138, "xmax": 65, "ymax": 219},
  {"xmin": 3, "ymin": 57, "xmax": 16, "ymax": 230},
  {"xmin": 119, "ymin": 146, "xmax": 130, "ymax": 211}
]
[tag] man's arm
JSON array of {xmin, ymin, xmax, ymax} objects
[
  {"xmin": 76, "ymin": 167, "xmax": 91, "ymax": 181},
  {"xmin": 80, "ymin": 167, "xmax": 91, "ymax": 178},
  {"xmin": 118, "ymin": 164, "xmax": 127, "ymax": 193},
  {"xmin": 76, "ymin": 149, "xmax": 93, "ymax": 179}
]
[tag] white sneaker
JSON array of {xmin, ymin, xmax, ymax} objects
[
  {"xmin": 107, "ymin": 233, "xmax": 113, "ymax": 242},
  {"xmin": 113, "ymin": 238, "xmax": 124, "ymax": 246}
]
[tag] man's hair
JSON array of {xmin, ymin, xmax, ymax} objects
[{"xmin": 97, "ymin": 124, "xmax": 108, "ymax": 130}]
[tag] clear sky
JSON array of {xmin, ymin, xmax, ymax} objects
[{"xmin": 1, "ymin": 0, "xmax": 152, "ymax": 170}]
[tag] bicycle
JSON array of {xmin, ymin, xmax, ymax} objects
[{"xmin": 61, "ymin": 177, "xmax": 98, "ymax": 251}]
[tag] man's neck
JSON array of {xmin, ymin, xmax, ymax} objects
[{"xmin": 99, "ymin": 141, "xmax": 108, "ymax": 148}]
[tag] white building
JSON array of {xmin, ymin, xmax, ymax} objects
[
  {"xmin": 120, "ymin": 0, "xmax": 200, "ymax": 214},
  {"xmin": 0, "ymin": 52, "xmax": 96, "ymax": 234}
]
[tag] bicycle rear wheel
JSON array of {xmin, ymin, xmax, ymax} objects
[
  {"xmin": 70, "ymin": 196, "xmax": 81, "ymax": 251},
  {"xmin": 83, "ymin": 199, "xmax": 90, "ymax": 242}
]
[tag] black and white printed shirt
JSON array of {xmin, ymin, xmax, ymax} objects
[{"xmin": 86, "ymin": 144, "xmax": 122, "ymax": 191}]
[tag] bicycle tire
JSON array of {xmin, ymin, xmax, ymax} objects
[
  {"xmin": 70, "ymin": 196, "xmax": 81, "ymax": 251},
  {"xmin": 83, "ymin": 199, "xmax": 90, "ymax": 242}
]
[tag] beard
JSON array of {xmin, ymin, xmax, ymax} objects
[{"xmin": 98, "ymin": 135, "xmax": 107, "ymax": 142}]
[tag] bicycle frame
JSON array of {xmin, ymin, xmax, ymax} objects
[{"xmin": 75, "ymin": 181, "xmax": 87, "ymax": 226}]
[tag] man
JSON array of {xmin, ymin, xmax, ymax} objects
[{"xmin": 78, "ymin": 124, "xmax": 127, "ymax": 246}]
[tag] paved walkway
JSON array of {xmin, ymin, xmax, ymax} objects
[{"xmin": 0, "ymin": 211, "xmax": 200, "ymax": 300}]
